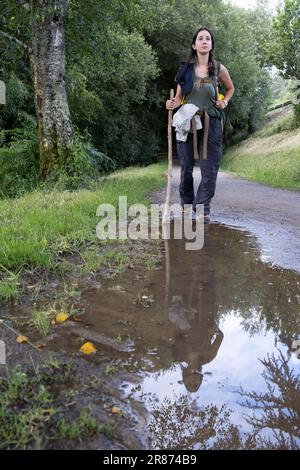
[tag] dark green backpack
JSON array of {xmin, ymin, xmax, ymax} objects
[{"xmin": 212, "ymin": 60, "xmax": 227, "ymax": 131}]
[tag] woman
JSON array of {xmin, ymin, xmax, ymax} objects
[{"xmin": 166, "ymin": 27, "xmax": 235, "ymax": 221}]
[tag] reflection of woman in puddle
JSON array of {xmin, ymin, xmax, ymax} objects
[
  {"xmin": 167, "ymin": 237, "xmax": 224, "ymax": 393},
  {"xmin": 180, "ymin": 328, "xmax": 223, "ymax": 392}
]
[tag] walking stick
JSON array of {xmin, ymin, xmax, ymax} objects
[
  {"xmin": 163, "ymin": 89, "xmax": 174, "ymax": 225},
  {"xmin": 163, "ymin": 89, "xmax": 174, "ymax": 326}
]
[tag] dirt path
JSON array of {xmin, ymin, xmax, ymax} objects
[{"xmin": 154, "ymin": 163, "xmax": 300, "ymax": 272}]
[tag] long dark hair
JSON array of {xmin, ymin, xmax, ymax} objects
[{"xmin": 187, "ymin": 27, "xmax": 216, "ymax": 77}]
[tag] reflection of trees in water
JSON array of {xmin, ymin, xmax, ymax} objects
[
  {"xmin": 226, "ymin": 277, "xmax": 299, "ymax": 348},
  {"xmin": 228, "ymin": 273, "xmax": 300, "ymax": 346},
  {"xmin": 151, "ymin": 225, "xmax": 300, "ymax": 393},
  {"xmin": 147, "ymin": 352, "xmax": 300, "ymax": 450},
  {"xmin": 191, "ymin": 225, "xmax": 300, "ymax": 347},
  {"xmin": 238, "ymin": 350, "xmax": 300, "ymax": 450},
  {"xmin": 147, "ymin": 397, "xmax": 251, "ymax": 450}
]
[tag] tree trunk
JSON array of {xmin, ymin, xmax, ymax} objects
[{"xmin": 30, "ymin": 0, "xmax": 73, "ymax": 179}]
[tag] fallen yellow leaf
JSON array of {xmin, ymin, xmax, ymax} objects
[
  {"xmin": 80, "ymin": 341, "xmax": 97, "ymax": 355},
  {"xmin": 16, "ymin": 335, "xmax": 29, "ymax": 344},
  {"xmin": 55, "ymin": 312, "xmax": 69, "ymax": 323},
  {"xmin": 111, "ymin": 406, "xmax": 121, "ymax": 414},
  {"xmin": 41, "ymin": 408, "xmax": 55, "ymax": 415}
]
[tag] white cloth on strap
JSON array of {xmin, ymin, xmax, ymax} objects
[{"xmin": 172, "ymin": 104, "xmax": 202, "ymax": 142}]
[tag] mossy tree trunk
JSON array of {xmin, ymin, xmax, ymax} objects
[{"xmin": 30, "ymin": 0, "xmax": 73, "ymax": 179}]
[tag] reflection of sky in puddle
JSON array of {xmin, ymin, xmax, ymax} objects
[
  {"xmin": 42, "ymin": 221, "xmax": 299, "ymax": 448},
  {"xmin": 104, "ymin": 224, "xmax": 299, "ymax": 447},
  {"xmin": 125, "ymin": 312, "xmax": 299, "ymax": 439}
]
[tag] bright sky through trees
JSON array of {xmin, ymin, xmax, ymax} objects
[{"xmin": 228, "ymin": 0, "xmax": 281, "ymax": 10}]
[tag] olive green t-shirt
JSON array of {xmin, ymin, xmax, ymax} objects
[{"xmin": 186, "ymin": 66, "xmax": 221, "ymax": 119}]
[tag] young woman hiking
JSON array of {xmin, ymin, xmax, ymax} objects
[{"xmin": 166, "ymin": 27, "xmax": 235, "ymax": 221}]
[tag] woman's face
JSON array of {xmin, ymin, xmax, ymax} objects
[{"xmin": 193, "ymin": 30, "xmax": 213, "ymax": 54}]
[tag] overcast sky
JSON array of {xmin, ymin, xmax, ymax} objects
[{"xmin": 227, "ymin": 0, "xmax": 281, "ymax": 11}]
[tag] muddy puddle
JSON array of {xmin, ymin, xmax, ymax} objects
[{"xmin": 43, "ymin": 222, "xmax": 300, "ymax": 449}]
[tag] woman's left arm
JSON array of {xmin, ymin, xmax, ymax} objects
[{"xmin": 215, "ymin": 64, "xmax": 235, "ymax": 110}]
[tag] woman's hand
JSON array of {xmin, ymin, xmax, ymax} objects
[
  {"xmin": 215, "ymin": 99, "xmax": 227, "ymax": 110},
  {"xmin": 166, "ymin": 97, "xmax": 177, "ymax": 110}
]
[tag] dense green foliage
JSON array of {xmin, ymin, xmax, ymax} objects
[
  {"xmin": 268, "ymin": 0, "xmax": 300, "ymax": 124},
  {"xmin": 269, "ymin": 0, "xmax": 300, "ymax": 79}
]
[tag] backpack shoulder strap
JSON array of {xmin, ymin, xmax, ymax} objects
[
  {"xmin": 212, "ymin": 60, "xmax": 220, "ymax": 100},
  {"xmin": 213, "ymin": 59, "xmax": 221, "ymax": 84}
]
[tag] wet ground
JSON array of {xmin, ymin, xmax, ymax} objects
[
  {"xmin": 34, "ymin": 220, "xmax": 300, "ymax": 449},
  {"xmin": 1, "ymin": 166, "xmax": 299, "ymax": 449}
]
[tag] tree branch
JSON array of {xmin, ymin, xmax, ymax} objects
[{"xmin": 0, "ymin": 29, "xmax": 32, "ymax": 54}]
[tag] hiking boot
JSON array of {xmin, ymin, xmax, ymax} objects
[
  {"xmin": 192, "ymin": 211, "xmax": 210, "ymax": 223},
  {"xmin": 181, "ymin": 206, "xmax": 192, "ymax": 214}
]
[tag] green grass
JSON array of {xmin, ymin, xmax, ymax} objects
[
  {"xmin": 0, "ymin": 272, "xmax": 20, "ymax": 301},
  {"xmin": 0, "ymin": 361, "xmax": 102, "ymax": 449},
  {"xmin": 61, "ymin": 280, "xmax": 81, "ymax": 301},
  {"xmin": 104, "ymin": 361, "xmax": 120, "ymax": 376},
  {"xmin": 222, "ymin": 114, "xmax": 300, "ymax": 190},
  {"xmin": 57, "ymin": 410, "xmax": 100, "ymax": 440},
  {"xmin": 257, "ymin": 113, "xmax": 297, "ymax": 138},
  {"xmin": 144, "ymin": 252, "xmax": 160, "ymax": 270},
  {"xmin": 79, "ymin": 247, "xmax": 131, "ymax": 276},
  {"xmin": 0, "ymin": 162, "xmax": 167, "ymax": 278},
  {"xmin": 28, "ymin": 300, "xmax": 83, "ymax": 336},
  {"xmin": 29, "ymin": 306, "xmax": 53, "ymax": 336}
]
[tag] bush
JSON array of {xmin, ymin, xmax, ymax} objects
[
  {"xmin": 0, "ymin": 72, "xmax": 34, "ymax": 130},
  {"xmin": 260, "ymin": 113, "xmax": 297, "ymax": 137},
  {"xmin": 0, "ymin": 129, "xmax": 116, "ymax": 197},
  {"xmin": 43, "ymin": 135, "xmax": 116, "ymax": 191},
  {"xmin": 227, "ymin": 128, "xmax": 250, "ymax": 146},
  {"xmin": 0, "ymin": 128, "xmax": 39, "ymax": 198}
]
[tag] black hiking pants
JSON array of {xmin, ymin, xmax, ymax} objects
[{"xmin": 176, "ymin": 116, "xmax": 223, "ymax": 215}]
